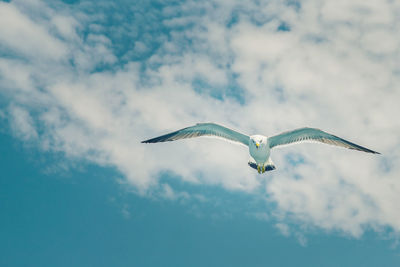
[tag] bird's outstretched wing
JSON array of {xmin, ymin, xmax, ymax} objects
[
  {"xmin": 268, "ymin": 127, "xmax": 380, "ymax": 154},
  {"xmin": 142, "ymin": 123, "xmax": 250, "ymax": 146}
]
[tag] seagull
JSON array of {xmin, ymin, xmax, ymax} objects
[{"xmin": 141, "ymin": 123, "xmax": 380, "ymax": 173}]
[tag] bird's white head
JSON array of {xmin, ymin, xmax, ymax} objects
[{"xmin": 250, "ymin": 135, "xmax": 267, "ymax": 149}]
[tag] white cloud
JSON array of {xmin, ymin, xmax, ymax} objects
[
  {"xmin": 275, "ymin": 223, "xmax": 290, "ymax": 237},
  {"xmin": 0, "ymin": 2, "xmax": 67, "ymax": 61},
  {"xmin": 8, "ymin": 105, "xmax": 38, "ymax": 141},
  {"xmin": 1, "ymin": 0, "xmax": 400, "ymax": 238},
  {"xmin": 51, "ymin": 15, "xmax": 80, "ymax": 40}
]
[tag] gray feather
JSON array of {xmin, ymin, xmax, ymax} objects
[
  {"xmin": 142, "ymin": 123, "xmax": 250, "ymax": 146},
  {"xmin": 268, "ymin": 127, "xmax": 380, "ymax": 154}
]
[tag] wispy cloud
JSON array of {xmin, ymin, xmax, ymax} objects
[
  {"xmin": 8, "ymin": 104, "xmax": 38, "ymax": 140},
  {"xmin": 1, "ymin": 0, "xmax": 400, "ymax": 238}
]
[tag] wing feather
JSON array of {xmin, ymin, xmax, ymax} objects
[
  {"xmin": 268, "ymin": 127, "xmax": 380, "ymax": 154},
  {"xmin": 142, "ymin": 123, "xmax": 250, "ymax": 146}
]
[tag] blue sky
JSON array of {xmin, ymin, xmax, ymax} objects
[{"xmin": 1, "ymin": 0, "xmax": 400, "ymax": 266}]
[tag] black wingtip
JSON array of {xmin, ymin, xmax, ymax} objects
[
  {"xmin": 365, "ymin": 147, "xmax": 381, "ymax": 154},
  {"xmin": 367, "ymin": 149, "xmax": 381, "ymax": 154},
  {"xmin": 141, "ymin": 136, "xmax": 165, "ymax": 143}
]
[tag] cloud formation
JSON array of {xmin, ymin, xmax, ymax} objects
[{"xmin": 1, "ymin": 0, "xmax": 399, "ymax": 238}]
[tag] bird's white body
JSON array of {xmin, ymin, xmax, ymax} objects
[{"xmin": 249, "ymin": 135, "xmax": 270, "ymax": 164}]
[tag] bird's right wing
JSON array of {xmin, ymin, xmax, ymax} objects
[
  {"xmin": 268, "ymin": 127, "xmax": 380, "ymax": 154},
  {"xmin": 141, "ymin": 123, "xmax": 250, "ymax": 147}
]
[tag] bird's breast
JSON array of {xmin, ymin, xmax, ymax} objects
[{"xmin": 249, "ymin": 144, "xmax": 269, "ymax": 164}]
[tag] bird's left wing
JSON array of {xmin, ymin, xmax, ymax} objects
[
  {"xmin": 268, "ymin": 127, "xmax": 380, "ymax": 154},
  {"xmin": 141, "ymin": 123, "xmax": 250, "ymax": 146}
]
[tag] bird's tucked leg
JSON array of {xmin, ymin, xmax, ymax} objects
[{"xmin": 255, "ymin": 164, "xmax": 268, "ymax": 173}]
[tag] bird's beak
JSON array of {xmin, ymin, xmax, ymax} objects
[{"xmin": 256, "ymin": 143, "xmax": 260, "ymax": 148}]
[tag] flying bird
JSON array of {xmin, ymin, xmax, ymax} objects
[{"xmin": 141, "ymin": 123, "xmax": 379, "ymax": 173}]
